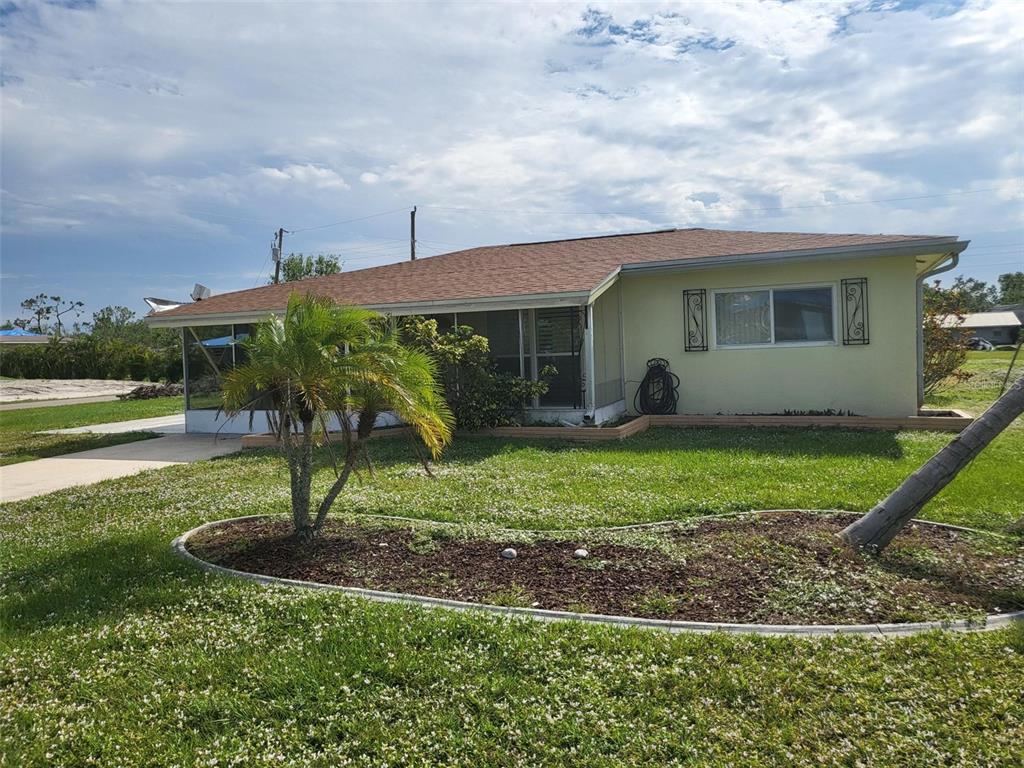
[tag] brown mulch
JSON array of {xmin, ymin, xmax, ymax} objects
[{"xmin": 186, "ymin": 512, "xmax": 1024, "ymax": 625}]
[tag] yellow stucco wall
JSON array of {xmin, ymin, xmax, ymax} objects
[{"xmin": 619, "ymin": 254, "xmax": 920, "ymax": 417}]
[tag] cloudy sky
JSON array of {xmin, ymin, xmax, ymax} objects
[{"xmin": 1, "ymin": 0, "xmax": 1022, "ymax": 322}]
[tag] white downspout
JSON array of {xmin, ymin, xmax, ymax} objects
[{"xmin": 917, "ymin": 252, "xmax": 960, "ymax": 408}]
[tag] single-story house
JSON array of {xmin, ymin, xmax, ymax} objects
[
  {"xmin": 145, "ymin": 227, "xmax": 969, "ymax": 433},
  {"xmin": 945, "ymin": 310, "xmax": 1022, "ymax": 346}
]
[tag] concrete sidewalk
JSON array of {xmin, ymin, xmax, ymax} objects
[
  {"xmin": 44, "ymin": 414, "xmax": 186, "ymax": 435},
  {"xmin": 0, "ymin": 434, "xmax": 241, "ymax": 503}
]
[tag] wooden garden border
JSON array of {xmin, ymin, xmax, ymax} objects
[{"xmin": 240, "ymin": 409, "xmax": 972, "ymax": 448}]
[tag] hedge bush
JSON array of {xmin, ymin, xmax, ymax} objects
[
  {"xmin": 0, "ymin": 336, "xmax": 182, "ymax": 382},
  {"xmin": 400, "ymin": 316, "xmax": 551, "ymax": 431}
]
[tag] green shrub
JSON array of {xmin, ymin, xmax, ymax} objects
[
  {"xmin": 0, "ymin": 336, "xmax": 182, "ymax": 382},
  {"xmin": 400, "ymin": 317, "xmax": 551, "ymax": 431}
]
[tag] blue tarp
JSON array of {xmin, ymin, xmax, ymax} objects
[
  {"xmin": 200, "ymin": 333, "xmax": 249, "ymax": 348},
  {"xmin": 0, "ymin": 328, "xmax": 37, "ymax": 336}
]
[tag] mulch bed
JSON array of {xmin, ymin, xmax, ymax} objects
[{"xmin": 186, "ymin": 512, "xmax": 1024, "ymax": 625}]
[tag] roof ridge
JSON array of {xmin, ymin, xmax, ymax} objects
[{"xmin": 505, "ymin": 228, "xmax": 679, "ymax": 248}]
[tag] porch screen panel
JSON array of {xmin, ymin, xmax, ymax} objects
[
  {"xmin": 714, "ymin": 290, "xmax": 770, "ymax": 346},
  {"xmin": 229, "ymin": 324, "xmax": 274, "ymax": 410},
  {"xmin": 185, "ymin": 325, "xmax": 232, "ymax": 409},
  {"xmin": 593, "ymin": 288, "xmax": 624, "ymax": 408},
  {"xmin": 459, "ymin": 311, "xmax": 521, "ymax": 375},
  {"xmin": 535, "ymin": 307, "xmax": 584, "ymax": 408}
]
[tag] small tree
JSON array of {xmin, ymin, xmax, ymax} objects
[
  {"xmin": 17, "ymin": 294, "xmax": 54, "ymax": 334},
  {"xmin": 400, "ymin": 316, "xmax": 552, "ymax": 431},
  {"xmin": 51, "ymin": 296, "xmax": 85, "ymax": 337},
  {"xmin": 271, "ymin": 253, "xmax": 342, "ymax": 284},
  {"xmin": 947, "ymin": 276, "xmax": 998, "ymax": 312},
  {"xmin": 922, "ymin": 282, "xmax": 972, "ymax": 395},
  {"xmin": 222, "ymin": 294, "xmax": 452, "ymax": 540},
  {"xmin": 998, "ymin": 271, "xmax": 1024, "ymax": 306},
  {"xmin": 15, "ymin": 294, "xmax": 84, "ymax": 337}
]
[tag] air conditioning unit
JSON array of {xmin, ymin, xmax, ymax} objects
[{"xmin": 191, "ymin": 283, "xmax": 212, "ymax": 301}]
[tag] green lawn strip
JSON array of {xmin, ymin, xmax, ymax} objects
[
  {"xmin": 0, "ymin": 396, "xmax": 183, "ymax": 432},
  {"xmin": 0, "ymin": 396, "xmax": 182, "ymax": 465},
  {"xmin": 0, "ymin": 430, "xmax": 160, "ymax": 466},
  {"xmin": 1, "ymin": 376, "xmax": 1022, "ymax": 765}
]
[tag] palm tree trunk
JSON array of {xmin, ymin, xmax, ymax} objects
[
  {"xmin": 291, "ymin": 418, "xmax": 316, "ymax": 540},
  {"xmin": 312, "ymin": 407, "xmax": 377, "ymax": 533},
  {"xmin": 839, "ymin": 374, "xmax": 1024, "ymax": 553},
  {"xmin": 313, "ymin": 441, "xmax": 361, "ymax": 532}
]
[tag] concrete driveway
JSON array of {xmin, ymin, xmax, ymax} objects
[{"xmin": 0, "ymin": 434, "xmax": 241, "ymax": 503}]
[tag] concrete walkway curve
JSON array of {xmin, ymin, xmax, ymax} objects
[{"xmin": 0, "ymin": 434, "xmax": 240, "ymax": 503}]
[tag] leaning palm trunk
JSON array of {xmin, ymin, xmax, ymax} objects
[
  {"xmin": 839, "ymin": 374, "xmax": 1024, "ymax": 552},
  {"xmin": 313, "ymin": 407, "xmax": 377, "ymax": 533}
]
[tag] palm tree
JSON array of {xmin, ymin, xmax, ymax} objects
[
  {"xmin": 839, "ymin": 373, "xmax": 1024, "ymax": 553},
  {"xmin": 222, "ymin": 293, "xmax": 453, "ymax": 540}
]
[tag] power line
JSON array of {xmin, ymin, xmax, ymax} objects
[{"xmin": 286, "ymin": 207, "xmax": 408, "ymax": 234}]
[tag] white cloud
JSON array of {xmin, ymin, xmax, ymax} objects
[
  {"xmin": 0, "ymin": 0, "xmax": 1021, "ymax": 315},
  {"xmin": 260, "ymin": 164, "xmax": 349, "ymax": 191}
]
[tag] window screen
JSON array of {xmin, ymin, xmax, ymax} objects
[
  {"xmin": 714, "ymin": 290, "xmax": 770, "ymax": 346},
  {"xmin": 773, "ymin": 288, "xmax": 834, "ymax": 342},
  {"xmin": 713, "ymin": 286, "xmax": 834, "ymax": 347}
]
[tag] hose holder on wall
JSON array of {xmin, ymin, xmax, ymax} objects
[{"xmin": 634, "ymin": 358, "xmax": 680, "ymax": 415}]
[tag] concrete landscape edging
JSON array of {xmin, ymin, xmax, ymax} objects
[{"xmin": 172, "ymin": 513, "xmax": 1024, "ymax": 638}]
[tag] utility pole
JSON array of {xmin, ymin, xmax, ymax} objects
[
  {"xmin": 410, "ymin": 205, "xmax": 417, "ymax": 261},
  {"xmin": 273, "ymin": 228, "xmax": 285, "ymax": 284}
]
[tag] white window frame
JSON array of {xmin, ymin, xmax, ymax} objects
[{"xmin": 709, "ymin": 282, "xmax": 839, "ymax": 350}]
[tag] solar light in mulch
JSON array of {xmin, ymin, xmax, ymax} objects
[{"xmin": 501, "ymin": 547, "xmax": 517, "ymax": 560}]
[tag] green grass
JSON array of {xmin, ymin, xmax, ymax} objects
[
  {"xmin": 926, "ymin": 350, "xmax": 1022, "ymax": 416},
  {"xmin": 1, "ymin": 379, "xmax": 1023, "ymax": 765},
  {"xmin": 0, "ymin": 396, "xmax": 182, "ymax": 465}
]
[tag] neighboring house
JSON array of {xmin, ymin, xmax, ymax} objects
[
  {"xmin": 991, "ymin": 303, "xmax": 1024, "ymax": 323},
  {"xmin": 0, "ymin": 329, "xmax": 53, "ymax": 344},
  {"xmin": 146, "ymin": 228, "xmax": 968, "ymax": 433},
  {"xmin": 945, "ymin": 311, "xmax": 1022, "ymax": 346}
]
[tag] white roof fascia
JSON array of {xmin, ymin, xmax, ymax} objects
[
  {"xmin": 618, "ymin": 238, "xmax": 968, "ymax": 277},
  {"xmin": 145, "ymin": 290, "xmax": 591, "ymax": 328},
  {"xmin": 587, "ymin": 267, "xmax": 621, "ymax": 305}
]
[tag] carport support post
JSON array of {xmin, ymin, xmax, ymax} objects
[
  {"xmin": 585, "ymin": 302, "xmax": 596, "ymax": 420},
  {"xmin": 181, "ymin": 328, "xmax": 189, "ymax": 413}
]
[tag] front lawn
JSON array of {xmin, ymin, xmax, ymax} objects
[
  {"xmin": 2, "ymin": 377, "xmax": 1023, "ymax": 764},
  {"xmin": 927, "ymin": 350, "xmax": 1022, "ymax": 416},
  {"xmin": 0, "ymin": 396, "xmax": 182, "ymax": 465}
]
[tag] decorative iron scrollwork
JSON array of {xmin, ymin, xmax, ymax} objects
[
  {"xmin": 683, "ymin": 289, "xmax": 708, "ymax": 351},
  {"xmin": 841, "ymin": 278, "xmax": 869, "ymax": 346}
]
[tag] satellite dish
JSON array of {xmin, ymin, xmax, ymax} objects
[
  {"xmin": 143, "ymin": 297, "xmax": 187, "ymax": 313},
  {"xmin": 191, "ymin": 283, "xmax": 212, "ymax": 301}
]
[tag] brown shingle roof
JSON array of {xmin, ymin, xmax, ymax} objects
[{"xmin": 152, "ymin": 227, "xmax": 952, "ymax": 320}]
